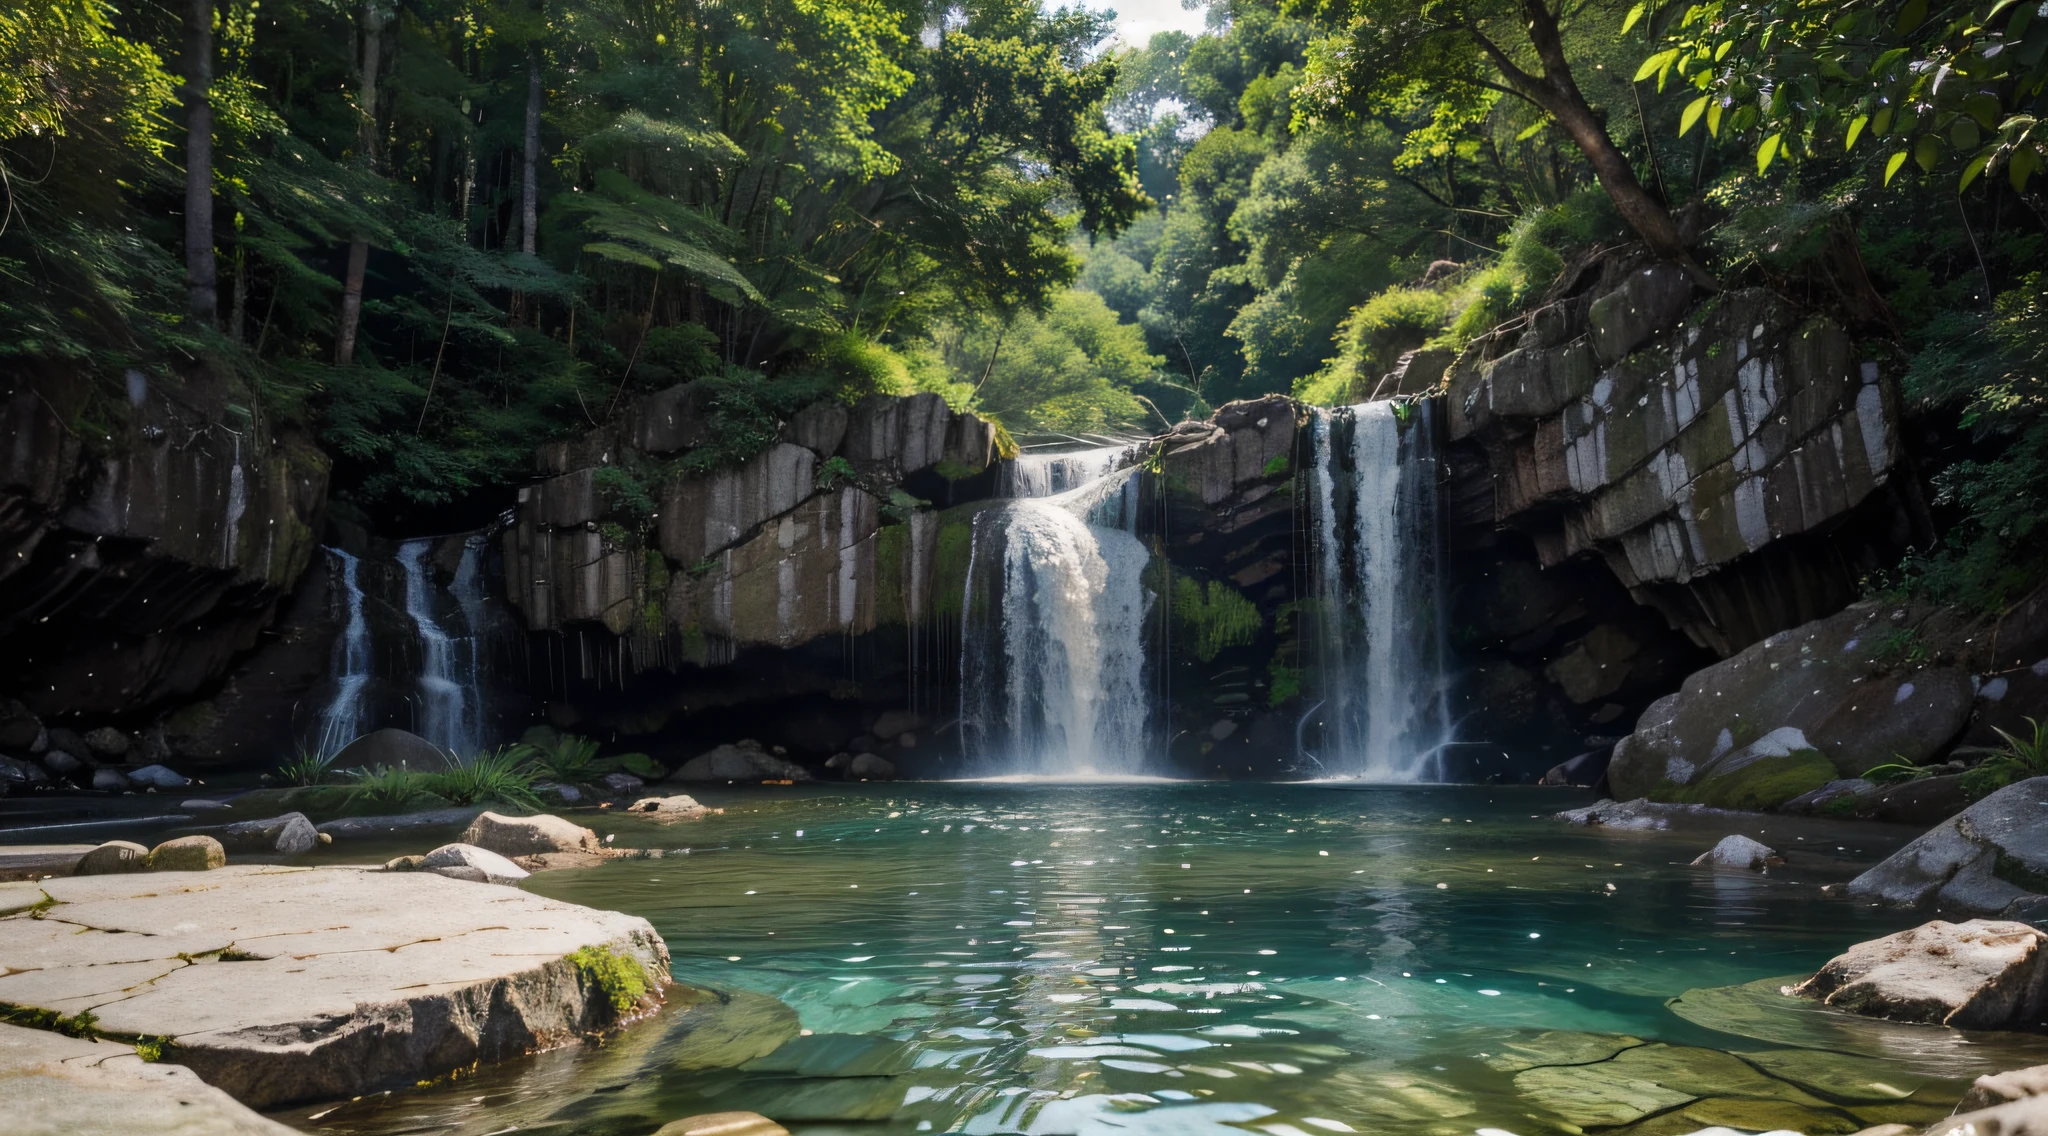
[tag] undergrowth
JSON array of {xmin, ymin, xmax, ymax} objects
[{"xmin": 568, "ymin": 946, "xmax": 650, "ymax": 1016}]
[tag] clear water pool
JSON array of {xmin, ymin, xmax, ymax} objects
[{"xmin": 278, "ymin": 783, "xmax": 2048, "ymax": 1136}]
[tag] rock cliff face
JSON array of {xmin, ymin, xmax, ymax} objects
[
  {"xmin": 1445, "ymin": 263, "xmax": 1915, "ymax": 656},
  {"xmin": 0, "ymin": 367, "xmax": 329, "ymax": 725}
]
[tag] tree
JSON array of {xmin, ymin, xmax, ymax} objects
[
  {"xmin": 1291, "ymin": 0, "xmax": 1716, "ymax": 284},
  {"xmin": 1634, "ymin": 0, "xmax": 2048, "ymax": 193},
  {"xmin": 334, "ymin": 0, "xmax": 384, "ymax": 366},
  {"xmin": 182, "ymin": 0, "xmax": 215, "ymax": 326}
]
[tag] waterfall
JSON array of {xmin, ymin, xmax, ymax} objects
[
  {"xmin": 1307, "ymin": 400, "xmax": 1451, "ymax": 781},
  {"xmin": 399, "ymin": 538, "xmax": 484, "ymax": 760},
  {"xmin": 962, "ymin": 464, "xmax": 1153, "ymax": 777},
  {"xmin": 1003, "ymin": 444, "xmax": 1132, "ymax": 499},
  {"xmin": 314, "ymin": 548, "xmax": 371, "ymax": 757}
]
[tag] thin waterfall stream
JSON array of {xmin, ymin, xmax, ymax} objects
[
  {"xmin": 314, "ymin": 547, "xmax": 371, "ymax": 757},
  {"xmin": 398, "ymin": 537, "xmax": 488, "ymax": 760},
  {"xmin": 1306, "ymin": 400, "xmax": 1451, "ymax": 780}
]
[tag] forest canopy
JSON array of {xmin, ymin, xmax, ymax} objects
[{"xmin": 2, "ymin": 0, "xmax": 2045, "ymax": 606}]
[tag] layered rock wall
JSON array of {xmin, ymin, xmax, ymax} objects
[{"xmin": 0, "ymin": 367, "xmax": 329, "ymax": 723}]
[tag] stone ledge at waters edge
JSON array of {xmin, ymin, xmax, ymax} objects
[
  {"xmin": 0, "ymin": 864, "xmax": 670, "ymax": 1109},
  {"xmin": 1842, "ymin": 777, "xmax": 2048, "ymax": 921},
  {"xmin": 0, "ymin": 1021, "xmax": 299, "ymax": 1136}
]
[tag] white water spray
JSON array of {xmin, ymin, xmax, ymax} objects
[
  {"xmin": 1307, "ymin": 400, "xmax": 1450, "ymax": 780},
  {"xmin": 964, "ymin": 458, "xmax": 1153, "ymax": 777},
  {"xmin": 399, "ymin": 538, "xmax": 483, "ymax": 759},
  {"xmin": 314, "ymin": 548, "xmax": 371, "ymax": 757}
]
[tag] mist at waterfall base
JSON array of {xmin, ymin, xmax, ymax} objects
[
  {"xmin": 311, "ymin": 533, "xmax": 507, "ymax": 761},
  {"xmin": 1302, "ymin": 402, "xmax": 1453, "ymax": 783},
  {"xmin": 962, "ymin": 446, "xmax": 1159, "ymax": 779}
]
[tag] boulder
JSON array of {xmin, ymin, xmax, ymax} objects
[
  {"xmin": 214, "ymin": 812, "xmax": 318, "ymax": 856},
  {"xmin": 1540, "ymin": 746, "xmax": 1613, "ymax": 787},
  {"xmin": 626, "ymin": 795, "xmax": 712, "ymax": 822},
  {"xmin": 0, "ymin": 1021, "xmax": 304, "ymax": 1136},
  {"xmin": 1845, "ymin": 777, "xmax": 2048, "ymax": 916},
  {"xmin": 671, "ymin": 741, "xmax": 813, "ymax": 783},
  {"xmin": 1692, "ymin": 835, "xmax": 1783, "ymax": 870},
  {"xmin": 654, "ymin": 1112, "xmax": 790, "ymax": 1136},
  {"xmin": 1960, "ymin": 1064, "xmax": 2048, "ymax": 1111},
  {"xmin": 90, "ymin": 767, "xmax": 130, "ymax": 791},
  {"xmin": 72, "ymin": 841, "xmax": 150, "ymax": 876},
  {"xmin": 848, "ymin": 753, "xmax": 896, "ymax": 780},
  {"xmin": 81, "ymin": 727, "xmax": 129, "ymax": 758},
  {"xmin": 1782, "ymin": 778, "xmax": 1875, "ymax": 815},
  {"xmin": 1790, "ymin": 919, "xmax": 2047, "ymax": 1030},
  {"xmin": 146, "ymin": 835, "xmax": 225, "ymax": 872},
  {"xmin": 536, "ymin": 782, "xmax": 584, "ymax": 805},
  {"xmin": 1608, "ymin": 605, "xmax": 1975, "ymax": 808},
  {"xmin": 126, "ymin": 763, "xmax": 190, "ymax": 789},
  {"xmin": 39, "ymin": 750, "xmax": 82, "ymax": 777},
  {"xmin": 420, "ymin": 842, "xmax": 530, "ymax": 885},
  {"xmin": 598, "ymin": 771, "xmax": 646, "ymax": 797},
  {"xmin": 460, "ymin": 811, "xmax": 602, "ymax": 857},
  {"xmin": 1924, "ymin": 1095, "xmax": 2048, "ymax": 1136},
  {"xmin": 45, "ymin": 728, "xmax": 88, "ymax": 760},
  {"xmin": 0, "ymin": 701, "xmax": 40, "ymax": 750},
  {"xmin": 332, "ymin": 727, "xmax": 458, "ymax": 772},
  {"xmin": 1553, "ymin": 797, "xmax": 1742, "ymax": 830},
  {"xmin": 0, "ymin": 865, "xmax": 669, "ymax": 1108},
  {"xmin": 0, "ymin": 755, "xmax": 48, "ymax": 785}
]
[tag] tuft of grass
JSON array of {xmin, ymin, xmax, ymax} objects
[
  {"xmin": 1862, "ymin": 757, "xmax": 1942, "ymax": 785},
  {"xmin": 430, "ymin": 748, "xmax": 545, "ymax": 810},
  {"xmin": 512, "ymin": 734, "xmax": 603, "ymax": 786},
  {"xmin": 343, "ymin": 764, "xmax": 445, "ymax": 814},
  {"xmin": 132, "ymin": 1035, "xmax": 172, "ymax": 1062},
  {"xmin": 1, "ymin": 1003, "xmax": 100, "ymax": 1039},
  {"xmin": 568, "ymin": 946, "xmax": 650, "ymax": 1016},
  {"xmin": 1963, "ymin": 717, "xmax": 2048, "ymax": 801},
  {"xmin": 276, "ymin": 746, "xmax": 337, "ymax": 787}
]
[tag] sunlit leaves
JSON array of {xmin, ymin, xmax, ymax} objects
[
  {"xmin": 1756, "ymin": 131, "xmax": 1784, "ymax": 173},
  {"xmin": 1680, "ymin": 94, "xmax": 1710, "ymax": 136}
]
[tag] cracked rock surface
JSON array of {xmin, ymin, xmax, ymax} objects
[
  {"xmin": 0, "ymin": 864, "xmax": 670, "ymax": 1109},
  {"xmin": 0, "ymin": 1021, "xmax": 298, "ymax": 1135}
]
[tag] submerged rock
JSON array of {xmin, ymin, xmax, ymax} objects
[
  {"xmin": 1791, "ymin": 919, "xmax": 2047, "ymax": 1031},
  {"xmin": 420, "ymin": 842, "xmax": 530, "ymax": 884},
  {"xmin": 626, "ymin": 795, "xmax": 712, "ymax": 822},
  {"xmin": 672, "ymin": 740, "xmax": 812, "ymax": 783},
  {"xmin": 1554, "ymin": 797, "xmax": 1743, "ymax": 829},
  {"xmin": 598, "ymin": 771, "xmax": 646, "ymax": 797},
  {"xmin": 848, "ymin": 753, "xmax": 896, "ymax": 780},
  {"xmin": 1692, "ymin": 835, "xmax": 1783, "ymax": 870},
  {"xmin": 72, "ymin": 840, "xmax": 149, "ymax": 876},
  {"xmin": 146, "ymin": 835, "xmax": 225, "ymax": 872},
  {"xmin": 1844, "ymin": 777, "xmax": 2048, "ymax": 918},
  {"xmin": 654, "ymin": 1112, "xmax": 789, "ymax": 1136}
]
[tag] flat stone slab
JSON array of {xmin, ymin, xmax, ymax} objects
[
  {"xmin": 0, "ymin": 865, "xmax": 670, "ymax": 1108},
  {"xmin": 0, "ymin": 844, "xmax": 95, "ymax": 881},
  {"xmin": 0, "ymin": 1021, "xmax": 297, "ymax": 1135}
]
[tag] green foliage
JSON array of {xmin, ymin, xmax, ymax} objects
[
  {"xmin": 341, "ymin": 765, "xmax": 451, "ymax": 815},
  {"xmin": 676, "ymin": 368, "xmax": 834, "ymax": 477},
  {"xmin": 593, "ymin": 467, "xmax": 657, "ymax": 534},
  {"xmin": 432, "ymin": 748, "xmax": 546, "ymax": 810},
  {"xmin": 1963, "ymin": 717, "xmax": 2048, "ymax": 801},
  {"xmin": 1862, "ymin": 758, "xmax": 1943, "ymax": 785},
  {"xmin": 1304, "ymin": 287, "xmax": 1453, "ymax": 403},
  {"xmin": 1173, "ymin": 578, "xmax": 1264, "ymax": 662},
  {"xmin": 917, "ymin": 290, "xmax": 1163, "ymax": 433},
  {"xmin": 1, "ymin": 1003, "xmax": 100, "ymax": 1039},
  {"xmin": 276, "ymin": 747, "xmax": 337, "ymax": 787},
  {"xmin": 131, "ymin": 1035, "xmax": 172, "ymax": 1062},
  {"xmin": 567, "ymin": 945, "xmax": 650, "ymax": 1016},
  {"xmin": 513, "ymin": 734, "xmax": 604, "ymax": 786},
  {"xmin": 1267, "ymin": 662, "xmax": 1302, "ymax": 706},
  {"xmin": 817, "ymin": 456, "xmax": 860, "ymax": 490}
]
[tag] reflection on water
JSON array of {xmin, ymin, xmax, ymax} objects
[{"xmin": 274, "ymin": 784, "xmax": 2045, "ymax": 1136}]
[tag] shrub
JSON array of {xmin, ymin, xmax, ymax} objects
[
  {"xmin": 1962, "ymin": 718, "xmax": 2048, "ymax": 801},
  {"xmin": 276, "ymin": 747, "xmax": 337, "ymax": 787},
  {"xmin": 431, "ymin": 748, "xmax": 545, "ymax": 810},
  {"xmin": 513, "ymin": 733, "xmax": 603, "ymax": 785},
  {"xmin": 342, "ymin": 765, "xmax": 446, "ymax": 814}
]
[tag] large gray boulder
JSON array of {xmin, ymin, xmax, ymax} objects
[
  {"xmin": 1691, "ymin": 835, "xmax": 1782, "ymax": 870},
  {"xmin": 0, "ymin": 865, "xmax": 669, "ymax": 1108},
  {"xmin": 1845, "ymin": 777, "xmax": 2048, "ymax": 918},
  {"xmin": 460, "ymin": 811, "xmax": 601, "ymax": 857},
  {"xmin": 1609, "ymin": 604, "xmax": 1974, "ymax": 809},
  {"xmin": 671, "ymin": 740, "xmax": 812, "ymax": 783},
  {"xmin": 72, "ymin": 841, "xmax": 149, "ymax": 876},
  {"xmin": 332, "ymin": 727, "xmax": 458, "ymax": 772},
  {"xmin": 214, "ymin": 812, "xmax": 318, "ymax": 856},
  {"xmin": 145, "ymin": 836, "xmax": 225, "ymax": 872},
  {"xmin": 1791, "ymin": 919, "xmax": 2047, "ymax": 1031}
]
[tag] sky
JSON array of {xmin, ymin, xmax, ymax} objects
[{"xmin": 1078, "ymin": 0, "xmax": 1211, "ymax": 48}]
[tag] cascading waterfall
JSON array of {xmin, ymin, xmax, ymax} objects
[
  {"xmin": 1307, "ymin": 400, "xmax": 1451, "ymax": 781},
  {"xmin": 399, "ymin": 538, "xmax": 484, "ymax": 759},
  {"xmin": 962, "ymin": 455, "xmax": 1154, "ymax": 777},
  {"xmin": 1003, "ymin": 444, "xmax": 1132, "ymax": 498},
  {"xmin": 314, "ymin": 548, "xmax": 371, "ymax": 757}
]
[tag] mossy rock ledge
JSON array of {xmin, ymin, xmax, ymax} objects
[{"xmin": 0, "ymin": 865, "xmax": 672, "ymax": 1111}]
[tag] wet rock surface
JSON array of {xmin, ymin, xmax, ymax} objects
[
  {"xmin": 1693, "ymin": 834, "xmax": 1783, "ymax": 870},
  {"xmin": 1792, "ymin": 919, "xmax": 2048, "ymax": 1030},
  {"xmin": 1846, "ymin": 777, "xmax": 2048, "ymax": 917},
  {"xmin": 673, "ymin": 740, "xmax": 814, "ymax": 782},
  {"xmin": 0, "ymin": 865, "xmax": 669, "ymax": 1108}
]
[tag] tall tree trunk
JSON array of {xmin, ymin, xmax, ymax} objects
[
  {"xmin": 521, "ymin": 52, "xmax": 541, "ymax": 255},
  {"xmin": 183, "ymin": 0, "xmax": 216, "ymax": 327},
  {"xmin": 335, "ymin": 1, "xmax": 385, "ymax": 365},
  {"xmin": 1478, "ymin": 1, "xmax": 1717, "ymax": 289}
]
